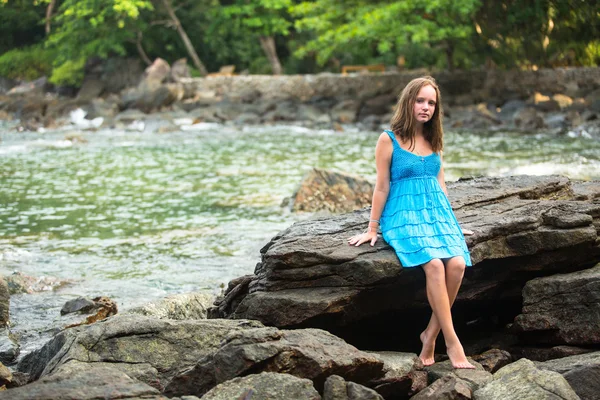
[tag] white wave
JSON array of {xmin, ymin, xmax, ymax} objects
[{"xmin": 69, "ymin": 108, "xmax": 103, "ymax": 129}]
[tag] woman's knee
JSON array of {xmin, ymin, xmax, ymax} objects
[
  {"xmin": 423, "ymin": 258, "xmax": 445, "ymax": 279},
  {"xmin": 447, "ymin": 257, "xmax": 466, "ymax": 276}
]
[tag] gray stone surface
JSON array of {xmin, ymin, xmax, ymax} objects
[
  {"xmin": 201, "ymin": 372, "xmax": 320, "ymax": 400},
  {"xmin": 0, "ymin": 361, "xmax": 160, "ymax": 400},
  {"xmin": 16, "ymin": 314, "xmax": 263, "ymax": 392},
  {"xmin": 165, "ymin": 326, "xmax": 383, "ymax": 397},
  {"xmin": 410, "ymin": 375, "xmax": 472, "ymax": 400},
  {"xmin": 211, "ymin": 176, "xmax": 600, "ymax": 341},
  {"xmin": 424, "ymin": 360, "xmax": 492, "ymax": 391},
  {"xmin": 538, "ymin": 351, "xmax": 600, "ymax": 400},
  {"xmin": 0, "ymin": 276, "xmax": 9, "ymax": 327},
  {"xmin": 367, "ymin": 351, "xmax": 427, "ymax": 399},
  {"xmin": 473, "ymin": 358, "xmax": 580, "ymax": 400},
  {"xmin": 127, "ymin": 292, "xmax": 214, "ymax": 320},
  {"xmin": 513, "ymin": 264, "xmax": 600, "ymax": 345},
  {"xmin": 323, "ymin": 374, "xmax": 384, "ymax": 400}
]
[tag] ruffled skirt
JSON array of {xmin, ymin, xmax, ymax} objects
[{"xmin": 380, "ymin": 177, "xmax": 472, "ymax": 268}]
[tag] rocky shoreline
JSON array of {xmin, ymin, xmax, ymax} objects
[
  {"xmin": 1, "ymin": 174, "xmax": 599, "ymax": 399},
  {"xmin": 0, "ymin": 60, "xmax": 599, "ymax": 137}
]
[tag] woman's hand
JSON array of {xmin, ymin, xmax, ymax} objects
[{"xmin": 348, "ymin": 230, "xmax": 378, "ymax": 247}]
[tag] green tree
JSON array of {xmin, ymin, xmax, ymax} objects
[
  {"xmin": 292, "ymin": 0, "xmax": 481, "ymax": 70},
  {"xmin": 219, "ymin": 0, "xmax": 292, "ymax": 74}
]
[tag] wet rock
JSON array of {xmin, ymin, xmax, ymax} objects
[
  {"xmin": 5, "ymin": 272, "xmax": 72, "ymax": 294},
  {"xmin": 410, "ymin": 375, "xmax": 472, "ymax": 400},
  {"xmin": 323, "ymin": 374, "xmax": 383, "ymax": 400},
  {"xmin": 17, "ymin": 314, "xmax": 264, "ymax": 392},
  {"xmin": 288, "ymin": 168, "xmax": 374, "ymax": 213},
  {"xmin": 473, "ymin": 358, "xmax": 579, "ymax": 400},
  {"xmin": 143, "ymin": 58, "xmax": 171, "ymax": 88},
  {"xmin": 366, "ymin": 351, "xmax": 427, "ymax": 399},
  {"xmin": 331, "ymin": 100, "xmax": 359, "ymax": 123},
  {"xmin": 470, "ymin": 349, "xmax": 512, "ymax": 373},
  {"xmin": 0, "ymin": 329, "xmax": 20, "ymax": 365},
  {"xmin": 64, "ymin": 296, "xmax": 118, "ymax": 328},
  {"xmin": 128, "ymin": 292, "xmax": 213, "ymax": 320},
  {"xmin": 512, "ymin": 264, "xmax": 600, "ymax": 345},
  {"xmin": 164, "ymin": 326, "xmax": 383, "ymax": 397},
  {"xmin": 60, "ymin": 297, "xmax": 96, "ymax": 315},
  {"xmin": 202, "ymin": 372, "xmax": 320, "ymax": 400},
  {"xmin": 0, "ymin": 361, "xmax": 160, "ymax": 400},
  {"xmin": 537, "ymin": 351, "xmax": 600, "ymax": 400}
]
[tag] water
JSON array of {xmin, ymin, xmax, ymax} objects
[{"xmin": 1, "ymin": 122, "xmax": 599, "ymax": 358}]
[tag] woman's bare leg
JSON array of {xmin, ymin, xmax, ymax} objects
[
  {"xmin": 420, "ymin": 258, "xmax": 474, "ymax": 369},
  {"xmin": 419, "ymin": 257, "xmax": 466, "ymax": 365}
]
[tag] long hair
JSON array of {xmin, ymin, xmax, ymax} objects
[{"xmin": 389, "ymin": 76, "xmax": 444, "ymax": 153}]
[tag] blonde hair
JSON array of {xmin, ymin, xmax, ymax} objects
[{"xmin": 389, "ymin": 76, "xmax": 444, "ymax": 153}]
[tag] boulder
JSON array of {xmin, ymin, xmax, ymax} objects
[
  {"xmin": 323, "ymin": 374, "xmax": 383, "ymax": 400},
  {"xmin": 0, "ymin": 361, "xmax": 161, "ymax": 400},
  {"xmin": 367, "ymin": 351, "xmax": 427, "ymax": 399},
  {"xmin": 470, "ymin": 349, "xmax": 512, "ymax": 373},
  {"xmin": 473, "ymin": 358, "xmax": 579, "ymax": 400},
  {"xmin": 514, "ymin": 107, "xmax": 546, "ymax": 130},
  {"xmin": 0, "ymin": 329, "xmax": 19, "ymax": 365},
  {"xmin": 210, "ymin": 176, "xmax": 600, "ymax": 351},
  {"xmin": 537, "ymin": 351, "xmax": 600, "ymax": 400},
  {"xmin": 170, "ymin": 58, "xmax": 191, "ymax": 82},
  {"xmin": 127, "ymin": 292, "xmax": 214, "ymax": 320},
  {"xmin": 60, "ymin": 297, "xmax": 96, "ymax": 315},
  {"xmin": 17, "ymin": 314, "xmax": 264, "ymax": 392},
  {"xmin": 164, "ymin": 326, "xmax": 384, "ymax": 397},
  {"xmin": 0, "ymin": 276, "xmax": 8, "ymax": 327},
  {"xmin": 201, "ymin": 372, "xmax": 320, "ymax": 400},
  {"xmin": 424, "ymin": 360, "xmax": 492, "ymax": 391},
  {"xmin": 288, "ymin": 168, "xmax": 374, "ymax": 213},
  {"xmin": 5, "ymin": 272, "xmax": 71, "ymax": 294},
  {"xmin": 409, "ymin": 375, "xmax": 472, "ymax": 400},
  {"xmin": 512, "ymin": 264, "xmax": 600, "ymax": 345},
  {"xmin": 142, "ymin": 58, "xmax": 171, "ymax": 90}
]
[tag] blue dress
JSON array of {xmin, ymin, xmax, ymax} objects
[{"xmin": 380, "ymin": 130, "xmax": 472, "ymax": 268}]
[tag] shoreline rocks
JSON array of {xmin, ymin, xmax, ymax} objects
[{"xmin": 1, "ymin": 65, "xmax": 599, "ymax": 136}]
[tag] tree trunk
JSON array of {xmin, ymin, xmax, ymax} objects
[
  {"xmin": 445, "ymin": 40, "xmax": 455, "ymax": 71},
  {"xmin": 136, "ymin": 31, "xmax": 152, "ymax": 66},
  {"xmin": 158, "ymin": 0, "xmax": 208, "ymax": 76},
  {"xmin": 45, "ymin": 0, "xmax": 56, "ymax": 34},
  {"xmin": 259, "ymin": 35, "xmax": 283, "ymax": 75}
]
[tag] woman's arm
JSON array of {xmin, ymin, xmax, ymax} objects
[{"xmin": 348, "ymin": 132, "xmax": 392, "ymax": 246}]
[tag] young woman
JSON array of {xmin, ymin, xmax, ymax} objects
[{"xmin": 348, "ymin": 76, "xmax": 475, "ymax": 369}]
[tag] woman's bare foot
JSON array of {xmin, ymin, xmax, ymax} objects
[
  {"xmin": 447, "ymin": 343, "xmax": 475, "ymax": 369},
  {"xmin": 419, "ymin": 331, "xmax": 436, "ymax": 366}
]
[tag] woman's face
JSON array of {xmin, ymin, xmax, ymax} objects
[{"xmin": 413, "ymin": 84, "xmax": 437, "ymax": 124}]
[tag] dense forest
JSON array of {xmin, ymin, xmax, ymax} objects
[{"xmin": 0, "ymin": 0, "xmax": 598, "ymax": 86}]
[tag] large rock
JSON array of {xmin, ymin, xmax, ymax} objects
[
  {"xmin": 410, "ymin": 375, "xmax": 472, "ymax": 400},
  {"xmin": 17, "ymin": 314, "xmax": 263, "ymax": 392},
  {"xmin": 537, "ymin": 351, "xmax": 600, "ymax": 400},
  {"xmin": 211, "ymin": 176, "xmax": 600, "ymax": 350},
  {"xmin": 473, "ymin": 358, "xmax": 579, "ymax": 400},
  {"xmin": 512, "ymin": 264, "xmax": 600, "ymax": 345},
  {"xmin": 323, "ymin": 374, "xmax": 383, "ymax": 400},
  {"xmin": 164, "ymin": 326, "xmax": 384, "ymax": 397},
  {"xmin": 0, "ymin": 276, "xmax": 8, "ymax": 327},
  {"xmin": 201, "ymin": 372, "xmax": 320, "ymax": 400},
  {"xmin": 288, "ymin": 168, "xmax": 374, "ymax": 213},
  {"xmin": 127, "ymin": 292, "xmax": 214, "ymax": 320},
  {"xmin": 0, "ymin": 361, "xmax": 161, "ymax": 400},
  {"xmin": 424, "ymin": 360, "xmax": 492, "ymax": 391},
  {"xmin": 366, "ymin": 351, "xmax": 427, "ymax": 399}
]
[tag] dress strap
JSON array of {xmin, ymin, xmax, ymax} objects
[{"xmin": 384, "ymin": 129, "xmax": 400, "ymax": 148}]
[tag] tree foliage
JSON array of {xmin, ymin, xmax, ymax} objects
[{"xmin": 0, "ymin": 0, "xmax": 597, "ymax": 85}]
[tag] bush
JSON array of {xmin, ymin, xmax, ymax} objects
[{"xmin": 0, "ymin": 45, "xmax": 54, "ymax": 81}]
